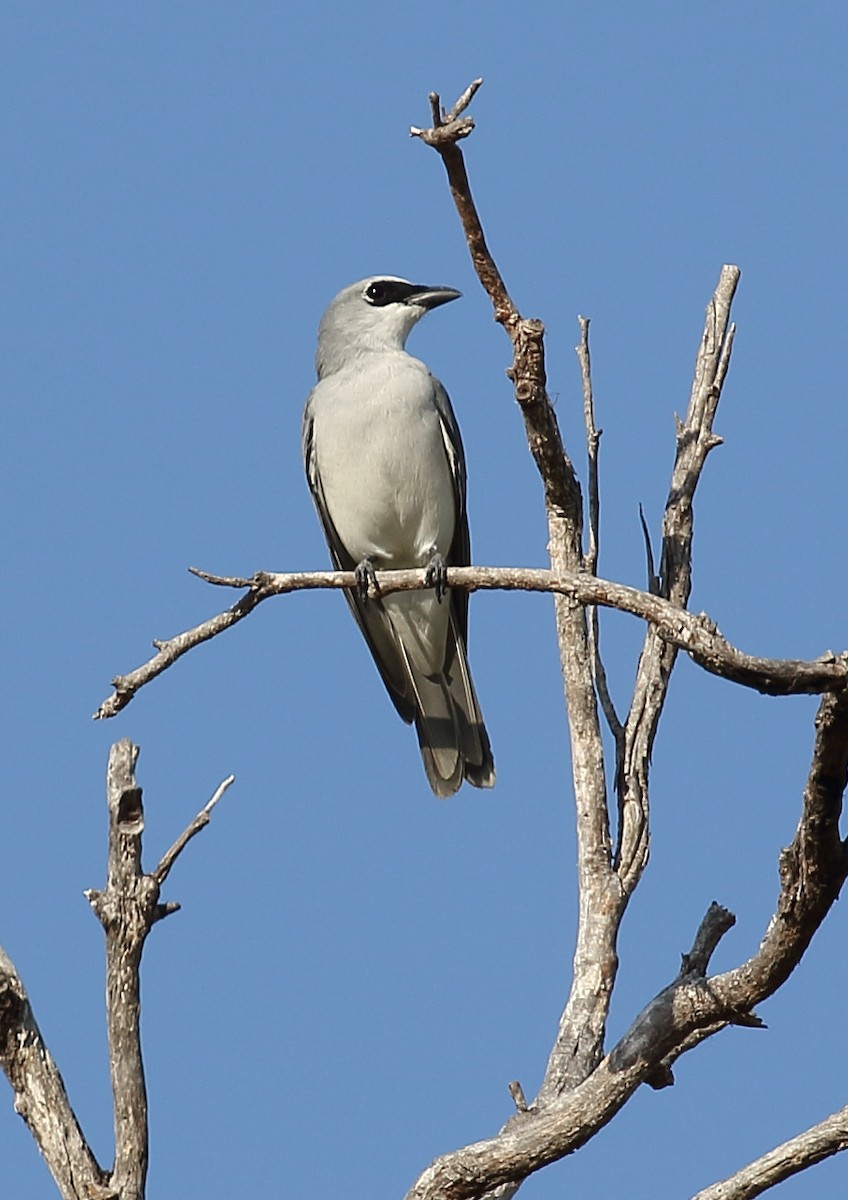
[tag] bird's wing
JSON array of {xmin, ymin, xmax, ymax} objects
[
  {"xmin": 431, "ymin": 376, "xmax": 471, "ymax": 643},
  {"xmin": 302, "ymin": 397, "xmax": 417, "ymax": 724}
]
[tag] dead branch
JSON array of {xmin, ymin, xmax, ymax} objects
[
  {"xmin": 578, "ymin": 316, "xmax": 622, "ymax": 741},
  {"xmin": 404, "ymin": 689, "xmax": 847, "ymax": 1198},
  {"xmin": 401, "ymin": 79, "xmax": 848, "ymax": 1200},
  {"xmin": 413, "ymin": 97, "xmax": 607, "ymax": 1061},
  {"xmin": 82, "ymin": 742, "xmax": 234, "ymax": 1198},
  {"xmin": 94, "ymin": 565, "xmax": 848, "ymax": 723},
  {"xmin": 1, "ymin": 741, "xmax": 232, "ymax": 1200},
  {"xmin": 690, "ymin": 1102, "xmax": 848, "ymax": 1200},
  {"xmin": 0, "ymin": 949, "xmax": 110, "ymax": 1199}
]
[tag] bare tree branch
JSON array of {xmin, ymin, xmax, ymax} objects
[
  {"xmin": 578, "ymin": 316, "xmax": 622, "ymax": 741},
  {"xmin": 690, "ymin": 1103, "xmax": 848, "ymax": 1200},
  {"xmin": 80, "ymin": 742, "xmax": 236, "ymax": 1198},
  {"xmin": 427, "ymin": 92, "xmax": 796, "ymax": 1114},
  {"xmin": 401, "ymin": 80, "xmax": 848, "ymax": 1200},
  {"xmin": 2, "ymin": 741, "xmax": 232, "ymax": 1199},
  {"xmin": 0, "ymin": 949, "xmax": 110, "ymax": 1199},
  {"xmin": 153, "ymin": 774, "xmax": 235, "ymax": 887},
  {"xmin": 404, "ymin": 687, "xmax": 847, "ymax": 1198},
  {"xmin": 710, "ymin": 686, "xmax": 848, "ymax": 1003},
  {"xmin": 84, "ymin": 741, "xmax": 154, "ymax": 1198},
  {"xmin": 404, "ymin": 906, "xmax": 740, "ymax": 1200},
  {"xmin": 94, "ymin": 564, "xmax": 848, "ymax": 722},
  {"xmin": 615, "ymin": 265, "xmax": 740, "ymax": 892}
]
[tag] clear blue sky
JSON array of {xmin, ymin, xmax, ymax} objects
[{"xmin": 2, "ymin": 3, "xmax": 846, "ymax": 1197}]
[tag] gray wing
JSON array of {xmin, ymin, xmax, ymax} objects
[
  {"xmin": 423, "ymin": 377, "xmax": 495, "ymax": 792},
  {"xmin": 431, "ymin": 376, "xmax": 471, "ymax": 643},
  {"xmin": 302, "ymin": 396, "xmax": 418, "ymax": 724}
]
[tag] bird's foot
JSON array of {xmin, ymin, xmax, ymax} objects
[
  {"xmin": 424, "ymin": 552, "xmax": 449, "ymax": 603},
  {"xmin": 355, "ymin": 558, "xmax": 379, "ymax": 602}
]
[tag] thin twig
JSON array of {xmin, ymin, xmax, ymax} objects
[
  {"xmin": 638, "ymin": 504, "xmax": 660, "ymax": 595},
  {"xmin": 578, "ymin": 316, "xmax": 601, "ymax": 578},
  {"xmin": 578, "ymin": 315, "xmax": 622, "ymax": 741},
  {"xmin": 154, "ymin": 774, "xmax": 235, "ymax": 886}
]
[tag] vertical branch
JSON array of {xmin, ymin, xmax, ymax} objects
[
  {"xmin": 414, "ymin": 80, "xmax": 738, "ymax": 1121},
  {"xmin": 86, "ymin": 740, "xmax": 154, "ymax": 1199},
  {"xmin": 578, "ymin": 316, "xmax": 601, "ymax": 578},
  {"xmin": 616, "ymin": 266, "xmax": 740, "ymax": 891},
  {"xmin": 2, "ymin": 742, "xmax": 231, "ymax": 1198},
  {"xmin": 578, "ymin": 316, "xmax": 622, "ymax": 742},
  {"xmin": 414, "ymin": 83, "xmax": 615, "ymax": 1097}
]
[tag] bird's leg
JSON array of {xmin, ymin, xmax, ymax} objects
[
  {"xmin": 424, "ymin": 551, "xmax": 448, "ymax": 603},
  {"xmin": 355, "ymin": 557, "xmax": 379, "ymax": 602}
]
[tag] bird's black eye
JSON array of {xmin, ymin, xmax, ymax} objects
[{"xmin": 363, "ymin": 279, "xmax": 423, "ymax": 307}]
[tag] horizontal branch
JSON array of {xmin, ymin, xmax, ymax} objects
[{"xmin": 94, "ymin": 565, "xmax": 848, "ymax": 719}]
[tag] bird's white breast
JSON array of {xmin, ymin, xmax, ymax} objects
[{"xmin": 310, "ymin": 352, "xmax": 456, "ymax": 569}]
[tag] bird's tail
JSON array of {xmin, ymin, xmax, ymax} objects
[{"xmin": 400, "ymin": 616, "xmax": 495, "ymax": 798}]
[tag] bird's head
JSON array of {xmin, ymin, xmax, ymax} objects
[{"xmin": 315, "ymin": 276, "xmax": 461, "ymax": 379}]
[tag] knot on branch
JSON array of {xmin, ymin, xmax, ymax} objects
[
  {"xmin": 0, "ymin": 969, "xmax": 25, "ymax": 1026},
  {"xmin": 410, "ymin": 118, "xmax": 475, "ymax": 148},
  {"xmin": 87, "ymin": 876, "xmax": 162, "ymax": 938},
  {"xmin": 514, "ymin": 380, "xmax": 534, "ymax": 403},
  {"xmin": 117, "ymin": 786, "xmax": 144, "ymax": 835},
  {"xmin": 409, "ymin": 78, "xmax": 483, "ymax": 148}
]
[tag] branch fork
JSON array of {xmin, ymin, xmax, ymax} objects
[{"xmin": 0, "ymin": 741, "xmax": 233, "ymax": 1200}]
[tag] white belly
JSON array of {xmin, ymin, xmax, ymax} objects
[{"xmin": 312, "ymin": 358, "xmax": 456, "ymax": 570}]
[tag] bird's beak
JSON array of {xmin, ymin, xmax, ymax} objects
[{"xmin": 405, "ymin": 285, "xmax": 462, "ymax": 311}]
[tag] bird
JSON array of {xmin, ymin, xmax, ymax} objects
[{"xmin": 302, "ymin": 275, "xmax": 495, "ymax": 797}]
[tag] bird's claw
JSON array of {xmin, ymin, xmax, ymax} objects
[
  {"xmin": 355, "ymin": 558, "xmax": 379, "ymax": 602},
  {"xmin": 424, "ymin": 553, "xmax": 449, "ymax": 603}
]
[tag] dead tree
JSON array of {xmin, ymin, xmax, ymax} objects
[{"xmin": 2, "ymin": 80, "xmax": 846, "ymax": 1199}]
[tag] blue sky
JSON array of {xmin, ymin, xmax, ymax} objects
[{"xmin": 2, "ymin": 3, "xmax": 846, "ymax": 1197}]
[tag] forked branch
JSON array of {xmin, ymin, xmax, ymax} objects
[
  {"xmin": 1, "ymin": 742, "xmax": 233, "ymax": 1200},
  {"xmin": 404, "ymin": 689, "xmax": 847, "ymax": 1200},
  {"xmin": 404, "ymin": 79, "xmax": 847, "ymax": 1200}
]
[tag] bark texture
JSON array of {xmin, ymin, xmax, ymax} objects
[{"xmin": 1, "ymin": 741, "xmax": 232, "ymax": 1199}]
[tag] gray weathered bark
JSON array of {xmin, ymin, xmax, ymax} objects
[{"xmin": 0, "ymin": 740, "xmax": 232, "ymax": 1200}]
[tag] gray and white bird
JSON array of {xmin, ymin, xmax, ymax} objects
[{"xmin": 302, "ymin": 275, "xmax": 495, "ymax": 797}]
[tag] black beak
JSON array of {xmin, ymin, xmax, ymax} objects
[{"xmin": 406, "ymin": 285, "xmax": 462, "ymax": 311}]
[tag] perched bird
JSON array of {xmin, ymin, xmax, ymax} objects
[{"xmin": 302, "ymin": 275, "xmax": 495, "ymax": 797}]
